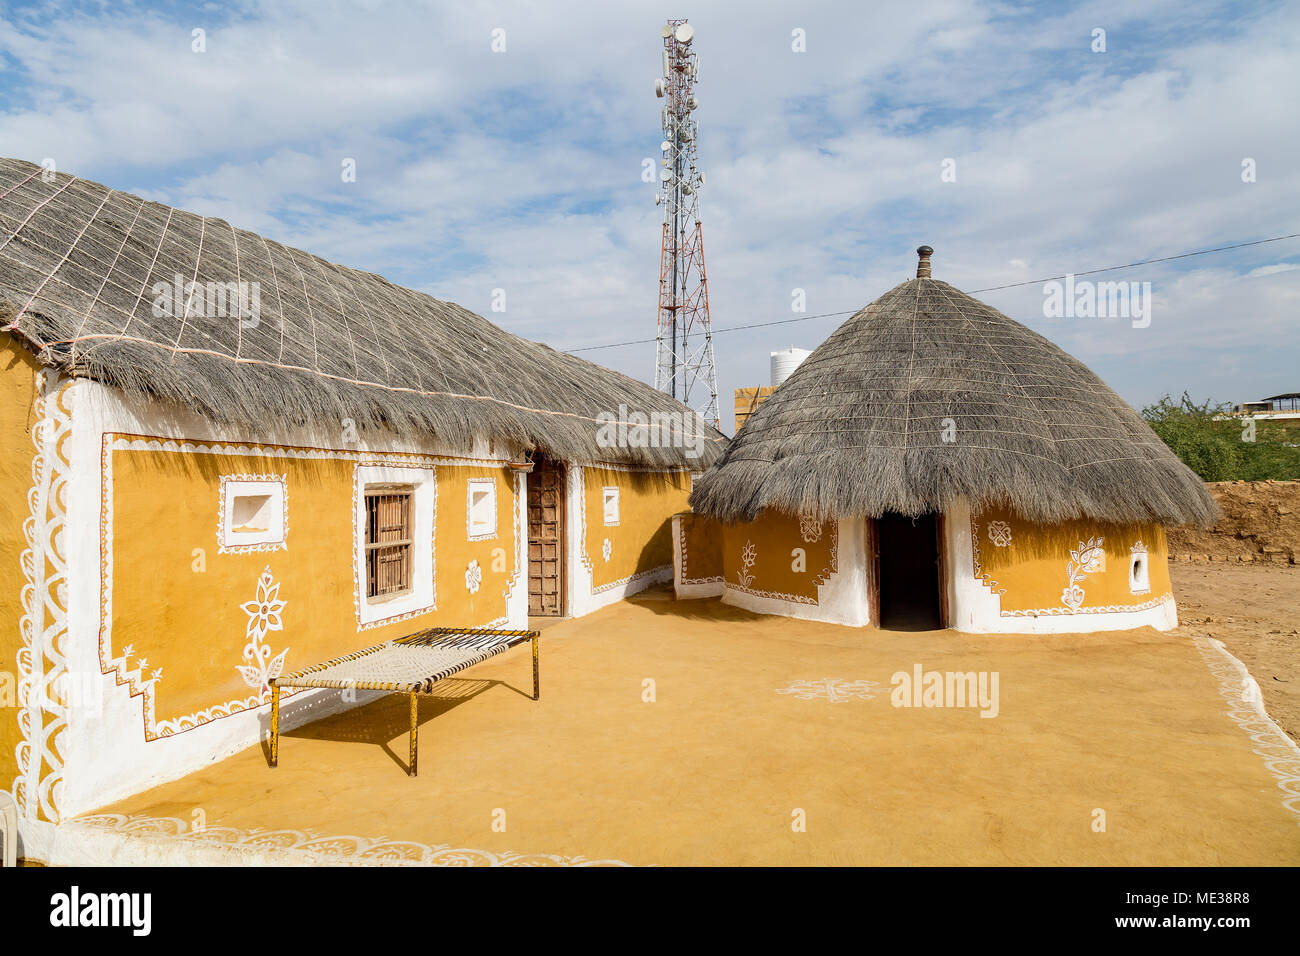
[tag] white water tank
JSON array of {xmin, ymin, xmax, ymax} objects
[{"xmin": 770, "ymin": 347, "xmax": 811, "ymax": 387}]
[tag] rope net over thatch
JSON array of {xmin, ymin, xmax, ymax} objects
[
  {"xmin": 690, "ymin": 263, "xmax": 1217, "ymax": 527},
  {"xmin": 0, "ymin": 158, "xmax": 722, "ymax": 469}
]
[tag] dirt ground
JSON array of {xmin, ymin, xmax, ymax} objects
[
  {"xmin": 1172, "ymin": 562, "xmax": 1300, "ymax": 745},
  {"xmin": 73, "ymin": 585, "xmax": 1300, "ymax": 867},
  {"xmin": 1169, "ymin": 480, "xmax": 1300, "ymax": 562}
]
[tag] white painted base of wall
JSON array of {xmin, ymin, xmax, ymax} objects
[{"xmin": 721, "ymin": 518, "xmax": 871, "ymax": 627}]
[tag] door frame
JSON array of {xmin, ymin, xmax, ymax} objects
[
  {"xmin": 527, "ymin": 455, "xmax": 567, "ymax": 617},
  {"xmin": 868, "ymin": 511, "xmax": 948, "ymax": 630},
  {"xmin": 865, "ymin": 517, "xmax": 881, "ymax": 626}
]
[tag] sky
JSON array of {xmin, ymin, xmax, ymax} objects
[{"xmin": 0, "ymin": 0, "xmax": 1296, "ymax": 433}]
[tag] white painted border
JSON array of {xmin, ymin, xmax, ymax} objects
[
  {"xmin": 466, "ymin": 477, "xmax": 498, "ymax": 542},
  {"xmin": 218, "ymin": 474, "xmax": 287, "ymax": 553},
  {"xmin": 353, "ymin": 463, "xmax": 438, "ymax": 629}
]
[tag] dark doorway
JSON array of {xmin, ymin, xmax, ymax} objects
[
  {"xmin": 876, "ymin": 512, "xmax": 942, "ymax": 631},
  {"xmin": 527, "ymin": 456, "xmax": 565, "ymax": 616}
]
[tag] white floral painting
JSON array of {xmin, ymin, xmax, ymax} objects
[
  {"xmin": 237, "ymin": 565, "xmax": 288, "ymax": 697},
  {"xmin": 1061, "ymin": 536, "xmax": 1105, "ymax": 611},
  {"xmin": 602, "ymin": 537, "xmax": 612, "ymax": 562},
  {"xmin": 465, "ymin": 558, "xmax": 482, "ymax": 594}
]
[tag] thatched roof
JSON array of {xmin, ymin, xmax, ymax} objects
[
  {"xmin": 691, "ymin": 250, "xmax": 1216, "ymax": 527},
  {"xmin": 0, "ymin": 157, "xmax": 721, "ymax": 468}
]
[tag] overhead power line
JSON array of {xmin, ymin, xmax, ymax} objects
[{"xmin": 564, "ymin": 232, "xmax": 1300, "ymax": 354}]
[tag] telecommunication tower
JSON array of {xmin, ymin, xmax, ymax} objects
[{"xmin": 652, "ymin": 18, "xmax": 719, "ymax": 428}]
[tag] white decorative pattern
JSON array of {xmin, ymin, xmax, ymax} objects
[
  {"xmin": 1061, "ymin": 536, "xmax": 1105, "ymax": 611},
  {"xmin": 465, "ymin": 477, "xmax": 497, "ymax": 541},
  {"xmin": 798, "ymin": 512, "xmax": 823, "ymax": 543},
  {"xmin": 1193, "ymin": 636, "xmax": 1300, "ymax": 827},
  {"xmin": 675, "ymin": 517, "xmax": 722, "ymax": 585},
  {"xmin": 776, "ymin": 679, "xmax": 881, "ymax": 702},
  {"xmin": 236, "ymin": 566, "xmax": 288, "ymax": 697},
  {"xmin": 217, "ymin": 473, "xmax": 288, "ymax": 554},
  {"xmin": 987, "ymin": 520, "xmax": 1012, "ymax": 548},
  {"xmin": 72, "ymin": 813, "xmax": 640, "ymax": 866},
  {"xmin": 465, "ymin": 559, "xmax": 482, "ymax": 594},
  {"xmin": 727, "ymin": 522, "xmax": 839, "ymax": 606},
  {"xmin": 97, "ymin": 435, "xmax": 512, "ymax": 742},
  {"xmin": 13, "ymin": 370, "xmax": 73, "ymax": 824},
  {"xmin": 736, "ymin": 540, "xmax": 757, "ymax": 589},
  {"xmin": 602, "ymin": 537, "xmax": 612, "ymax": 562}
]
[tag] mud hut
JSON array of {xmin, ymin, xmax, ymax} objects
[{"xmin": 676, "ymin": 246, "xmax": 1214, "ymax": 632}]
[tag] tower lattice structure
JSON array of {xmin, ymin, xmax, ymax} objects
[{"xmin": 653, "ymin": 19, "xmax": 719, "ymax": 429}]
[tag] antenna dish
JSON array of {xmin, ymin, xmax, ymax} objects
[
  {"xmin": 660, "ymin": 24, "xmax": 672, "ymax": 38},
  {"xmin": 674, "ymin": 23, "xmax": 694, "ymax": 44},
  {"xmin": 660, "ymin": 140, "xmax": 672, "ymax": 152},
  {"xmin": 654, "ymin": 78, "xmax": 665, "ymax": 97},
  {"xmin": 660, "ymin": 169, "xmax": 672, "ymax": 182}
]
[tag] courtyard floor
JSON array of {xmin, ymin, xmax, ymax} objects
[{"xmin": 52, "ymin": 584, "xmax": 1300, "ymax": 866}]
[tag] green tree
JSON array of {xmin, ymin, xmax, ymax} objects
[{"xmin": 1141, "ymin": 392, "xmax": 1300, "ymax": 481}]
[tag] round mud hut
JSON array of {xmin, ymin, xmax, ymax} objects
[{"xmin": 675, "ymin": 246, "xmax": 1216, "ymax": 632}]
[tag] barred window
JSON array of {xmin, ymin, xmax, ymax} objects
[{"xmin": 365, "ymin": 485, "xmax": 414, "ymax": 599}]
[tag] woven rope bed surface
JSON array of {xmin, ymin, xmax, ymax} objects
[{"xmin": 275, "ymin": 629, "xmax": 534, "ymax": 695}]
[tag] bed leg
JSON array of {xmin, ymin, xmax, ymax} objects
[
  {"xmin": 409, "ymin": 692, "xmax": 419, "ymax": 777},
  {"xmin": 532, "ymin": 635, "xmax": 540, "ymax": 701},
  {"xmin": 269, "ymin": 683, "xmax": 280, "ymax": 768}
]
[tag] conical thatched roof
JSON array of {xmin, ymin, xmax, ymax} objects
[
  {"xmin": 0, "ymin": 157, "xmax": 721, "ymax": 468},
  {"xmin": 691, "ymin": 250, "xmax": 1216, "ymax": 526}
]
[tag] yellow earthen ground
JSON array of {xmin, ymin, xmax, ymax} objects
[{"xmin": 90, "ymin": 590, "xmax": 1300, "ymax": 865}]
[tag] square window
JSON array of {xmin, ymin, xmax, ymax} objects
[
  {"xmin": 219, "ymin": 476, "xmax": 287, "ymax": 553},
  {"xmin": 467, "ymin": 479, "xmax": 497, "ymax": 540},
  {"xmin": 602, "ymin": 486, "xmax": 620, "ymax": 526},
  {"xmin": 231, "ymin": 494, "xmax": 272, "ymax": 533},
  {"xmin": 365, "ymin": 485, "xmax": 414, "ymax": 599}
]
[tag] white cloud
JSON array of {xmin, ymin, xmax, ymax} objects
[{"xmin": 0, "ymin": 0, "xmax": 1296, "ymax": 430}]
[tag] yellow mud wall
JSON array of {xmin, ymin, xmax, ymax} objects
[
  {"xmin": 106, "ymin": 440, "xmax": 518, "ymax": 735},
  {"xmin": 0, "ymin": 334, "xmax": 39, "ymax": 795},
  {"xmin": 721, "ymin": 510, "xmax": 835, "ymax": 603},
  {"xmin": 581, "ymin": 467, "xmax": 690, "ymax": 589},
  {"xmin": 675, "ymin": 512, "xmax": 723, "ymax": 583},
  {"xmin": 971, "ymin": 505, "xmax": 1172, "ymax": 614}
]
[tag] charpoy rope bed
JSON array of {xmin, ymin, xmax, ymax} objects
[{"xmin": 269, "ymin": 626, "xmax": 539, "ymax": 777}]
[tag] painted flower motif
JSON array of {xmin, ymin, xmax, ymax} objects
[
  {"xmin": 987, "ymin": 520, "xmax": 1012, "ymax": 548},
  {"xmin": 1072, "ymin": 537, "xmax": 1105, "ymax": 574},
  {"xmin": 737, "ymin": 540, "xmax": 758, "ymax": 589},
  {"xmin": 602, "ymin": 538, "xmax": 612, "ymax": 562},
  {"xmin": 1060, "ymin": 536, "xmax": 1105, "ymax": 612},
  {"xmin": 237, "ymin": 565, "xmax": 288, "ymax": 696},
  {"xmin": 465, "ymin": 559, "xmax": 482, "ymax": 594},
  {"xmin": 239, "ymin": 567, "xmax": 286, "ymax": 639},
  {"xmin": 1061, "ymin": 584, "xmax": 1086, "ymax": 611},
  {"xmin": 798, "ymin": 512, "xmax": 823, "ymax": 543}
]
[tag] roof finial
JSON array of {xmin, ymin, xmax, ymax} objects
[{"xmin": 916, "ymin": 245, "xmax": 933, "ymax": 279}]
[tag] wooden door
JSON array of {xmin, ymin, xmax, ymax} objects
[
  {"xmin": 527, "ymin": 457, "xmax": 565, "ymax": 616},
  {"xmin": 865, "ymin": 517, "xmax": 880, "ymax": 626}
]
